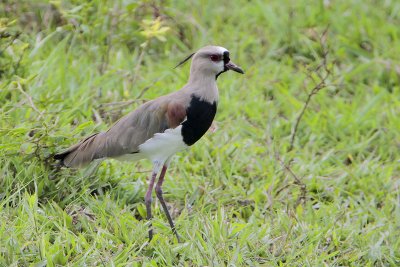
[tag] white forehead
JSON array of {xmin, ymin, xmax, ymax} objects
[
  {"xmin": 197, "ymin": 45, "xmax": 228, "ymax": 55},
  {"xmin": 215, "ymin": 46, "xmax": 228, "ymax": 54}
]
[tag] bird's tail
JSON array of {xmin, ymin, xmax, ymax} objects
[{"xmin": 54, "ymin": 133, "xmax": 106, "ymax": 168}]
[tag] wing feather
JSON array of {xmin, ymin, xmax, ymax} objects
[{"xmin": 54, "ymin": 93, "xmax": 189, "ymax": 167}]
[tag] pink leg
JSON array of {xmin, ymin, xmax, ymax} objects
[
  {"xmin": 145, "ymin": 170, "xmax": 158, "ymax": 241},
  {"xmin": 155, "ymin": 165, "xmax": 181, "ymax": 242}
]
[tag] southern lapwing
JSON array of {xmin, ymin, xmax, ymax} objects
[{"xmin": 54, "ymin": 45, "xmax": 244, "ymax": 241}]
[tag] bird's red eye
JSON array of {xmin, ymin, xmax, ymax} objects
[{"xmin": 210, "ymin": 55, "xmax": 221, "ymax": 62}]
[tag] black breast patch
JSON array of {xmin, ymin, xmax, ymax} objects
[{"xmin": 181, "ymin": 96, "xmax": 217, "ymax": 146}]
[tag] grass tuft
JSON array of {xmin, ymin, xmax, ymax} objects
[{"xmin": 1, "ymin": 0, "xmax": 399, "ymax": 265}]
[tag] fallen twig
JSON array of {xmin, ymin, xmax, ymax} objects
[
  {"xmin": 288, "ymin": 26, "xmax": 334, "ymax": 151},
  {"xmin": 16, "ymin": 82, "xmax": 44, "ymax": 119},
  {"xmin": 275, "ymin": 148, "xmax": 307, "ymax": 207}
]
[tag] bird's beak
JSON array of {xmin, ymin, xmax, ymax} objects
[{"xmin": 225, "ymin": 61, "xmax": 244, "ymax": 74}]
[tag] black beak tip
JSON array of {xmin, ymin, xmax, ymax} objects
[
  {"xmin": 225, "ymin": 62, "xmax": 244, "ymax": 75},
  {"xmin": 232, "ymin": 67, "xmax": 244, "ymax": 74}
]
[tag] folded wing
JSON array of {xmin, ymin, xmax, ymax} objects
[{"xmin": 55, "ymin": 96, "xmax": 187, "ymax": 168}]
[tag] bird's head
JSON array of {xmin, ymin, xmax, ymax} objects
[{"xmin": 177, "ymin": 46, "xmax": 244, "ymax": 79}]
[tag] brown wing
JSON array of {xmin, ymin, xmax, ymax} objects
[{"xmin": 54, "ymin": 94, "xmax": 188, "ymax": 168}]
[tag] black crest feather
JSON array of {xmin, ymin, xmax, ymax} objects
[{"xmin": 174, "ymin": 52, "xmax": 195, "ymax": 69}]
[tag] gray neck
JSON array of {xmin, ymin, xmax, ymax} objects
[{"xmin": 186, "ymin": 69, "xmax": 219, "ymax": 103}]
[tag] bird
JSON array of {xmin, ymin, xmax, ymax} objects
[{"xmin": 54, "ymin": 45, "xmax": 244, "ymax": 242}]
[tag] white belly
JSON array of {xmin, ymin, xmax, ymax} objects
[
  {"xmin": 113, "ymin": 152, "xmax": 145, "ymax": 162},
  {"xmin": 138, "ymin": 125, "xmax": 188, "ymax": 163}
]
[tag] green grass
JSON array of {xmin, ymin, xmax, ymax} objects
[{"xmin": 1, "ymin": 0, "xmax": 400, "ymax": 265}]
